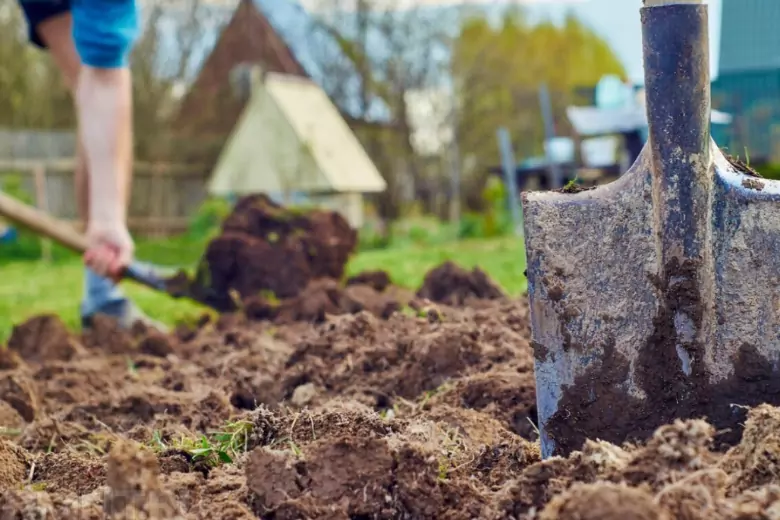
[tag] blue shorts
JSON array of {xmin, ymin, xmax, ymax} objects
[{"xmin": 18, "ymin": 0, "xmax": 139, "ymax": 68}]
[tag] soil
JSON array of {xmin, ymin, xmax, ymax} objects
[
  {"xmin": 725, "ymin": 153, "xmax": 762, "ymax": 178},
  {"xmin": 171, "ymin": 194, "xmax": 358, "ymax": 312},
  {"xmin": 5, "ymin": 261, "xmax": 780, "ymax": 517},
  {"xmin": 417, "ymin": 261, "xmax": 505, "ymax": 306}
]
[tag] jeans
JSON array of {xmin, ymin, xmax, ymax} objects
[{"xmin": 80, "ymin": 267, "xmax": 128, "ymax": 319}]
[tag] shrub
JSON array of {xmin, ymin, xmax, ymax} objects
[
  {"xmin": 188, "ymin": 196, "xmax": 233, "ymax": 240},
  {"xmin": 0, "ymin": 174, "xmax": 72, "ymax": 262}
]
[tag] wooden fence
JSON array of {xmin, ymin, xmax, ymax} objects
[{"xmin": 0, "ymin": 158, "xmax": 210, "ymax": 238}]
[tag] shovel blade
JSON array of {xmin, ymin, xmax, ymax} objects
[{"xmin": 524, "ymin": 1, "xmax": 780, "ymax": 458}]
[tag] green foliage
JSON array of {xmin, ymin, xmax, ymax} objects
[
  {"xmin": 357, "ymin": 225, "xmax": 392, "ymax": 251},
  {"xmin": 408, "ymin": 224, "xmax": 432, "ymax": 245},
  {"xmin": 0, "ymin": 9, "xmax": 74, "ymax": 129},
  {"xmin": 480, "ymin": 177, "xmax": 511, "ymax": 238},
  {"xmin": 452, "ymin": 10, "xmax": 627, "ymax": 186},
  {"xmin": 457, "ymin": 212, "xmax": 485, "ymax": 239},
  {"xmin": 149, "ymin": 419, "xmax": 254, "ymax": 467},
  {"xmin": 187, "ymin": 197, "xmax": 233, "ymax": 240},
  {"xmin": 757, "ymin": 164, "xmax": 780, "ymax": 181}
]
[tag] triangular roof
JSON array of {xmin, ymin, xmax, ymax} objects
[
  {"xmin": 209, "ymin": 72, "xmax": 386, "ymax": 196},
  {"xmin": 177, "ymin": 0, "xmax": 389, "ymax": 135},
  {"xmin": 252, "ymin": 0, "xmax": 390, "ymax": 122}
]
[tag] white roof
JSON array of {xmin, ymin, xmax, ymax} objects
[
  {"xmin": 209, "ymin": 72, "xmax": 386, "ymax": 195},
  {"xmin": 567, "ymin": 86, "xmax": 733, "ymax": 137}
]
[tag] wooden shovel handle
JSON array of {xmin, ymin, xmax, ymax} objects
[
  {"xmin": 0, "ymin": 190, "xmax": 171, "ymax": 293},
  {"xmin": 0, "ymin": 190, "xmax": 89, "ymax": 253}
]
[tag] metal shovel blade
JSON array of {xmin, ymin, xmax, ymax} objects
[{"xmin": 524, "ymin": 0, "xmax": 780, "ymax": 458}]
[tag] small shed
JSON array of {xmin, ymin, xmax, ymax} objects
[{"xmin": 208, "ymin": 69, "xmax": 387, "ymax": 229}]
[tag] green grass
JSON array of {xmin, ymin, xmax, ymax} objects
[
  {"xmin": 0, "ymin": 235, "xmax": 527, "ymax": 342},
  {"xmin": 349, "ymin": 236, "xmax": 527, "ymax": 294}
]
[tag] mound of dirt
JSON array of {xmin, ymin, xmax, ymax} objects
[
  {"xmin": 186, "ymin": 194, "xmax": 358, "ymax": 311},
  {"xmin": 540, "ymin": 482, "xmax": 667, "ymax": 520},
  {"xmin": 7, "ymin": 315, "xmax": 84, "ymax": 363},
  {"xmin": 237, "ymin": 261, "xmax": 505, "ymax": 327},
  {"xmin": 417, "ymin": 261, "xmax": 505, "ymax": 306}
]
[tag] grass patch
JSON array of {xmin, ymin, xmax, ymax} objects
[
  {"xmin": 149, "ymin": 419, "xmax": 254, "ymax": 466},
  {"xmin": 348, "ymin": 236, "xmax": 526, "ymax": 295},
  {"xmin": 0, "ymin": 235, "xmax": 527, "ymax": 342}
]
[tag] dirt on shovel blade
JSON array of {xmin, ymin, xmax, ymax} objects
[{"xmin": 6, "ymin": 253, "xmax": 780, "ymax": 518}]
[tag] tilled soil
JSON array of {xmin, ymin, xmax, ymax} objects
[{"xmin": 4, "ymin": 271, "xmax": 780, "ymax": 518}]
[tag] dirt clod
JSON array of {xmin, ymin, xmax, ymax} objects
[
  {"xmin": 417, "ymin": 261, "xmax": 505, "ymax": 306},
  {"xmin": 185, "ymin": 194, "xmax": 357, "ymax": 311},
  {"xmin": 540, "ymin": 482, "xmax": 669, "ymax": 520},
  {"xmin": 346, "ymin": 270, "xmax": 393, "ymax": 292},
  {"xmin": 0, "ymin": 439, "xmax": 27, "ymax": 489},
  {"xmin": 8, "ymin": 315, "xmax": 83, "ymax": 363},
  {"xmin": 104, "ymin": 441, "xmax": 181, "ymax": 518}
]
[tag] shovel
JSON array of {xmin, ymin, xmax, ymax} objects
[
  {"xmin": 524, "ymin": 0, "xmax": 780, "ymax": 458},
  {"xmin": 0, "ymin": 190, "xmax": 225, "ymax": 311}
]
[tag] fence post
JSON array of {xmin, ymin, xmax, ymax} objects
[
  {"xmin": 151, "ymin": 163, "xmax": 166, "ymax": 237},
  {"xmin": 496, "ymin": 127, "xmax": 522, "ymax": 236},
  {"xmin": 32, "ymin": 163, "xmax": 52, "ymax": 262}
]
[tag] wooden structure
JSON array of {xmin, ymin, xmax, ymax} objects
[
  {"xmin": 0, "ymin": 159, "xmax": 209, "ymax": 237},
  {"xmin": 175, "ymin": 0, "xmax": 396, "ymax": 166},
  {"xmin": 209, "ymin": 71, "xmax": 387, "ymax": 229}
]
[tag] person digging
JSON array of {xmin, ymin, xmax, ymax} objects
[{"xmin": 16, "ymin": 0, "xmax": 165, "ymax": 331}]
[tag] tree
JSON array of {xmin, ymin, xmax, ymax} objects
[
  {"xmin": 130, "ymin": 0, "xmax": 232, "ymax": 160},
  {"xmin": 0, "ymin": 0, "xmax": 230, "ymax": 160},
  {"xmin": 302, "ymin": 0, "xmax": 454, "ymax": 219},
  {"xmin": 0, "ymin": 0, "xmax": 73, "ymax": 129},
  {"xmin": 451, "ymin": 8, "xmax": 627, "ymax": 208}
]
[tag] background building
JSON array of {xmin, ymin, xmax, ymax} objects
[{"xmin": 712, "ymin": 0, "xmax": 780, "ymax": 163}]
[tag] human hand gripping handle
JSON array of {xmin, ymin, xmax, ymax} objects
[{"xmin": 84, "ymin": 219, "xmax": 134, "ymax": 282}]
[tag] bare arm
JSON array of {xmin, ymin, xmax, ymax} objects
[
  {"xmin": 77, "ymin": 66, "xmax": 132, "ymax": 226},
  {"xmin": 77, "ymin": 65, "xmax": 135, "ymax": 278}
]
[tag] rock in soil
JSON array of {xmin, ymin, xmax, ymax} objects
[{"xmin": 6, "ymin": 292, "xmax": 780, "ymax": 518}]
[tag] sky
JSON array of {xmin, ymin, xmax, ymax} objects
[
  {"xmin": 298, "ymin": 0, "xmax": 724, "ymax": 83},
  {"xmin": 470, "ymin": 0, "xmax": 723, "ymax": 83},
  {"xmin": 162, "ymin": 0, "xmax": 724, "ymax": 88}
]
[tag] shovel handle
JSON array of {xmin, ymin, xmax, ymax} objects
[
  {"xmin": 0, "ymin": 190, "xmax": 170, "ymax": 293},
  {"xmin": 0, "ymin": 189, "xmax": 89, "ymax": 252}
]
